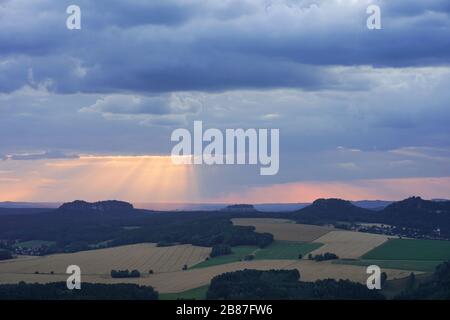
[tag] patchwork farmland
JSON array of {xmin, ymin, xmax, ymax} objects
[
  {"xmin": 2, "ymin": 217, "xmax": 447, "ymax": 296},
  {"xmin": 232, "ymin": 218, "xmax": 392, "ymax": 259},
  {"xmin": 0, "ymin": 258, "xmax": 413, "ymax": 293},
  {"xmin": 334, "ymin": 238, "xmax": 450, "ymax": 272}
]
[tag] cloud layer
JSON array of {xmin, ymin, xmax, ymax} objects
[
  {"xmin": 1, "ymin": 0, "xmax": 449, "ymax": 94},
  {"xmin": 0, "ymin": 1, "xmax": 449, "ymax": 201}
]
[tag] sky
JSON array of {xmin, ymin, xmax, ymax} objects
[{"xmin": 0, "ymin": 0, "xmax": 449, "ymax": 203}]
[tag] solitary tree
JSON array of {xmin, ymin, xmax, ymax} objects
[{"xmin": 381, "ymin": 272, "xmax": 388, "ymax": 286}]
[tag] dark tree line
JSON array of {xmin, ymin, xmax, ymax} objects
[
  {"xmin": 0, "ymin": 249, "xmax": 12, "ymax": 261},
  {"xmin": 210, "ymin": 244, "xmax": 232, "ymax": 257},
  {"xmin": 111, "ymin": 269, "xmax": 141, "ymax": 278},
  {"xmin": 307, "ymin": 252, "xmax": 339, "ymax": 262},
  {"xmin": 0, "ymin": 282, "xmax": 158, "ymax": 300},
  {"xmin": 396, "ymin": 261, "xmax": 450, "ymax": 299},
  {"xmin": 207, "ymin": 269, "xmax": 384, "ymax": 300}
]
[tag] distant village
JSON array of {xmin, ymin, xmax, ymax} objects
[{"xmin": 337, "ymin": 223, "xmax": 447, "ymax": 241}]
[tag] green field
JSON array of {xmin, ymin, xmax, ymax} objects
[
  {"xmin": 334, "ymin": 259, "xmax": 441, "ymax": 272},
  {"xmin": 362, "ymin": 239, "xmax": 450, "ymax": 261},
  {"xmin": 191, "ymin": 241, "xmax": 323, "ymax": 269},
  {"xmin": 13, "ymin": 240, "xmax": 56, "ymax": 249},
  {"xmin": 253, "ymin": 241, "xmax": 322, "ymax": 260},
  {"xmin": 190, "ymin": 246, "xmax": 258, "ymax": 269},
  {"xmin": 159, "ymin": 285, "xmax": 209, "ymax": 300}
]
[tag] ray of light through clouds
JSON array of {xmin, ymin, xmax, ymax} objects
[
  {"xmin": 0, "ymin": 156, "xmax": 198, "ymax": 202},
  {"xmin": 0, "ymin": 0, "xmax": 449, "ymax": 203}
]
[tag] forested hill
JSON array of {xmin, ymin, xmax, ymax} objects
[
  {"xmin": 291, "ymin": 198, "xmax": 376, "ymax": 223},
  {"xmin": 291, "ymin": 197, "xmax": 450, "ymax": 238},
  {"xmin": 0, "ymin": 201, "xmax": 273, "ymax": 253},
  {"xmin": 58, "ymin": 200, "xmax": 134, "ymax": 213},
  {"xmin": 379, "ymin": 197, "xmax": 450, "ymax": 236}
]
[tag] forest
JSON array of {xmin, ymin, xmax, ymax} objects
[
  {"xmin": 206, "ymin": 269, "xmax": 385, "ymax": 300},
  {"xmin": 0, "ymin": 204, "xmax": 273, "ymax": 254},
  {"xmin": 0, "ymin": 282, "xmax": 158, "ymax": 300}
]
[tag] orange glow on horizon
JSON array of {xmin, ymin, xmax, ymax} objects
[
  {"xmin": 1, "ymin": 156, "xmax": 449, "ymax": 203},
  {"xmin": 0, "ymin": 155, "xmax": 198, "ymax": 203},
  {"xmin": 212, "ymin": 177, "xmax": 450, "ymax": 203}
]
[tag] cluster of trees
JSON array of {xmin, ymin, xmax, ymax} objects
[
  {"xmin": 210, "ymin": 244, "xmax": 232, "ymax": 257},
  {"xmin": 110, "ymin": 269, "xmax": 141, "ymax": 278},
  {"xmin": 243, "ymin": 254, "xmax": 255, "ymax": 261},
  {"xmin": 112, "ymin": 218, "xmax": 274, "ymax": 249},
  {"xmin": 0, "ymin": 282, "xmax": 158, "ymax": 300},
  {"xmin": 0, "ymin": 249, "xmax": 12, "ymax": 261},
  {"xmin": 307, "ymin": 252, "xmax": 339, "ymax": 262},
  {"xmin": 207, "ymin": 269, "xmax": 384, "ymax": 300},
  {"xmin": 397, "ymin": 261, "xmax": 450, "ymax": 299}
]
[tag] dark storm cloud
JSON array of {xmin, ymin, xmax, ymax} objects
[{"xmin": 0, "ymin": 0, "xmax": 449, "ymax": 94}]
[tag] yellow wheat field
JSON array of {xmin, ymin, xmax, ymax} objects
[
  {"xmin": 310, "ymin": 231, "xmax": 391, "ymax": 259},
  {"xmin": 232, "ymin": 218, "xmax": 332, "ymax": 242},
  {"xmin": 0, "ymin": 259, "xmax": 414, "ymax": 293},
  {"xmin": 0, "ymin": 243, "xmax": 211, "ymax": 275}
]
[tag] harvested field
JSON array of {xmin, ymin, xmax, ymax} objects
[
  {"xmin": 0, "ymin": 243, "xmax": 211, "ymax": 275},
  {"xmin": 0, "ymin": 259, "xmax": 414, "ymax": 293},
  {"xmin": 310, "ymin": 231, "xmax": 391, "ymax": 259},
  {"xmin": 232, "ymin": 218, "xmax": 332, "ymax": 242}
]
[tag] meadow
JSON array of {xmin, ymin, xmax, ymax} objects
[
  {"xmin": 159, "ymin": 285, "xmax": 209, "ymax": 300},
  {"xmin": 253, "ymin": 241, "xmax": 322, "ymax": 260},
  {"xmin": 190, "ymin": 246, "xmax": 257, "ymax": 269},
  {"xmin": 362, "ymin": 239, "xmax": 450, "ymax": 261},
  {"xmin": 232, "ymin": 218, "xmax": 332, "ymax": 242},
  {"xmin": 191, "ymin": 241, "xmax": 323, "ymax": 269}
]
